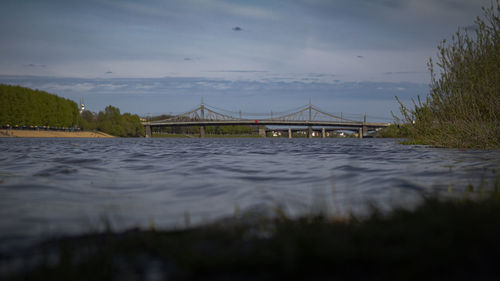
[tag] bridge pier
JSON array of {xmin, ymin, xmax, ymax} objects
[
  {"xmin": 308, "ymin": 126, "xmax": 313, "ymax": 138},
  {"xmin": 362, "ymin": 113, "xmax": 367, "ymax": 138},
  {"xmin": 288, "ymin": 128, "xmax": 292, "ymax": 139},
  {"xmin": 145, "ymin": 125, "xmax": 152, "ymax": 138},
  {"xmin": 358, "ymin": 128, "xmax": 363, "ymax": 139},
  {"xmin": 322, "ymin": 128, "xmax": 326, "ymax": 138},
  {"xmin": 200, "ymin": 126, "xmax": 205, "ymax": 138},
  {"xmin": 259, "ymin": 127, "xmax": 266, "ymax": 138}
]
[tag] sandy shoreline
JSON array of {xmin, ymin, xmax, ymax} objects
[{"xmin": 0, "ymin": 129, "xmax": 115, "ymax": 138}]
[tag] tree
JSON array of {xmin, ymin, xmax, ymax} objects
[
  {"xmin": 79, "ymin": 110, "xmax": 97, "ymax": 131},
  {"xmin": 85, "ymin": 105, "xmax": 145, "ymax": 137},
  {"xmin": 0, "ymin": 84, "xmax": 79, "ymax": 127}
]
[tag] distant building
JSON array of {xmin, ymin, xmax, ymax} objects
[{"xmin": 79, "ymin": 98, "xmax": 85, "ymax": 114}]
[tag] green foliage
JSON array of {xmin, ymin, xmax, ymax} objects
[
  {"xmin": 374, "ymin": 124, "xmax": 409, "ymax": 138},
  {"xmin": 0, "ymin": 84, "xmax": 79, "ymax": 127},
  {"xmin": 150, "ymin": 114, "xmax": 172, "ymax": 121},
  {"xmin": 78, "ymin": 110, "xmax": 97, "ymax": 131},
  {"xmin": 0, "ymin": 85, "xmax": 143, "ymax": 137},
  {"xmin": 397, "ymin": 1, "xmax": 500, "ymax": 148},
  {"xmin": 81, "ymin": 106, "xmax": 145, "ymax": 137},
  {"xmin": 205, "ymin": 125, "xmax": 254, "ymax": 135},
  {"xmin": 154, "ymin": 123, "xmax": 256, "ymax": 136},
  {"xmin": 149, "ymin": 114, "xmax": 257, "ymax": 136}
]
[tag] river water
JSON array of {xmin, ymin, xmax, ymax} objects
[{"xmin": 0, "ymin": 138, "xmax": 498, "ymax": 252}]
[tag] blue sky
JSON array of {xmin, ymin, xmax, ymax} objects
[{"xmin": 0, "ymin": 0, "xmax": 490, "ymax": 119}]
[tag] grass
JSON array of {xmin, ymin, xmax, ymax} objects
[
  {"xmin": 373, "ymin": 124, "xmax": 409, "ymax": 138},
  {"xmin": 3, "ymin": 184, "xmax": 500, "ymax": 281},
  {"xmin": 397, "ymin": 118, "xmax": 500, "ymax": 149}
]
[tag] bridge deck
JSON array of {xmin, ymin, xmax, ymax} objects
[{"xmin": 142, "ymin": 120, "xmax": 390, "ymax": 128}]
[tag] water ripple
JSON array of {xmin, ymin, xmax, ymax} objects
[
  {"xmin": 0, "ymin": 137, "xmax": 498, "ymax": 252},
  {"xmin": 34, "ymin": 165, "xmax": 78, "ymax": 177}
]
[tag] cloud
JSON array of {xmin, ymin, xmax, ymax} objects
[
  {"xmin": 0, "ymin": 75, "xmax": 428, "ymax": 119},
  {"xmin": 307, "ymin": 73, "xmax": 333, "ymax": 78},
  {"xmin": 383, "ymin": 71, "xmax": 422, "ymax": 75},
  {"xmin": 438, "ymin": 0, "xmax": 477, "ymax": 11},
  {"xmin": 23, "ymin": 64, "xmax": 46, "ymax": 68},
  {"xmin": 1, "ymin": 0, "xmax": 489, "ymax": 85},
  {"xmin": 40, "ymin": 82, "xmax": 96, "ymax": 92},
  {"xmin": 96, "ymin": 83, "xmax": 129, "ymax": 90},
  {"xmin": 361, "ymin": 0, "xmax": 405, "ymax": 9},
  {"xmin": 195, "ymin": 81, "xmax": 231, "ymax": 90},
  {"xmin": 205, "ymin": 1, "xmax": 275, "ymax": 20},
  {"xmin": 207, "ymin": 70, "xmax": 267, "ymax": 73},
  {"xmin": 462, "ymin": 24, "xmax": 478, "ymax": 31}
]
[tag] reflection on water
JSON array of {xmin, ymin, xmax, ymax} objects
[{"xmin": 0, "ymin": 138, "xmax": 498, "ymax": 251}]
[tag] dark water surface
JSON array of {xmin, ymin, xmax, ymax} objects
[{"xmin": 0, "ymin": 138, "xmax": 498, "ymax": 251}]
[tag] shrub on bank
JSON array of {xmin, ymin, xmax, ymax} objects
[
  {"xmin": 397, "ymin": 1, "xmax": 500, "ymax": 149},
  {"xmin": 374, "ymin": 124, "xmax": 409, "ymax": 138}
]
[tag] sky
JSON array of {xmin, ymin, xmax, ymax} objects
[{"xmin": 0, "ymin": 0, "xmax": 491, "ymax": 119}]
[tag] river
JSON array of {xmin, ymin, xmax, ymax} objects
[{"xmin": 0, "ymin": 138, "xmax": 498, "ymax": 252}]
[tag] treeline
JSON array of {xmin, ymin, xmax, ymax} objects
[
  {"xmin": 80, "ymin": 106, "xmax": 145, "ymax": 137},
  {"xmin": 150, "ymin": 115, "xmax": 256, "ymax": 136},
  {"xmin": 397, "ymin": 2, "xmax": 499, "ymax": 148},
  {"xmin": 155, "ymin": 125, "xmax": 255, "ymax": 135},
  {"xmin": 0, "ymin": 84, "xmax": 145, "ymax": 137},
  {"xmin": 0, "ymin": 84, "xmax": 79, "ymax": 127}
]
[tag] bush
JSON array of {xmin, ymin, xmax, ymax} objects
[
  {"xmin": 397, "ymin": 1, "xmax": 500, "ymax": 148},
  {"xmin": 375, "ymin": 124, "xmax": 409, "ymax": 138}
]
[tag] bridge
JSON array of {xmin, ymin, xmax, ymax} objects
[{"xmin": 142, "ymin": 100, "xmax": 392, "ymax": 138}]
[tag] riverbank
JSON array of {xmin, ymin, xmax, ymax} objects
[
  {"xmin": 3, "ymin": 190, "xmax": 499, "ymax": 281},
  {"xmin": 0, "ymin": 129, "xmax": 114, "ymax": 138}
]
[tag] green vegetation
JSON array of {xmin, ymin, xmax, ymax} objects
[
  {"xmin": 0, "ymin": 84, "xmax": 79, "ymax": 128},
  {"xmin": 153, "ymin": 133, "xmax": 260, "ymax": 138},
  {"xmin": 205, "ymin": 125, "xmax": 254, "ymax": 135},
  {"xmin": 396, "ymin": 1, "xmax": 499, "ymax": 148},
  {"xmin": 80, "ymin": 106, "xmax": 145, "ymax": 137},
  {"xmin": 374, "ymin": 124, "xmax": 409, "ymax": 138},
  {"xmin": 5, "ymin": 184, "xmax": 500, "ymax": 281},
  {"xmin": 0, "ymin": 84, "xmax": 144, "ymax": 137},
  {"xmin": 153, "ymin": 123, "xmax": 257, "ymax": 137}
]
